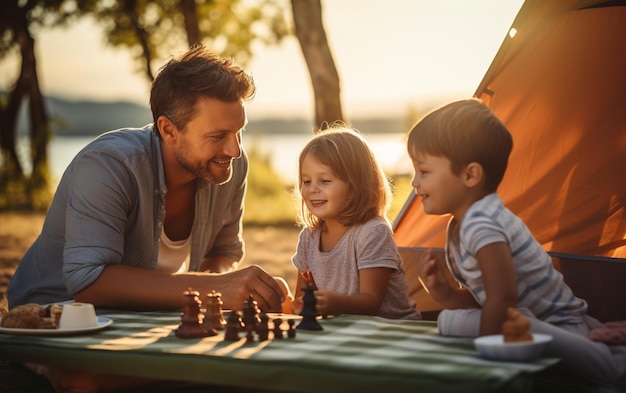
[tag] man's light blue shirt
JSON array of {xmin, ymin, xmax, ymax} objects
[{"xmin": 8, "ymin": 125, "xmax": 247, "ymax": 308}]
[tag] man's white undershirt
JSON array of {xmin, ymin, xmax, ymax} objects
[{"xmin": 157, "ymin": 229, "xmax": 190, "ymax": 273}]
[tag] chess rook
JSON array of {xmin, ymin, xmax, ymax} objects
[{"xmin": 175, "ymin": 288, "xmax": 217, "ymax": 338}]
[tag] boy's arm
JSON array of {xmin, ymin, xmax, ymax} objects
[{"xmin": 476, "ymin": 242, "xmax": 518, "ymax": 335}]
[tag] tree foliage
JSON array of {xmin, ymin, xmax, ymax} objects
[{"xmin": 84, "ymin": 0, "xmax": 290, "ymax": 81}]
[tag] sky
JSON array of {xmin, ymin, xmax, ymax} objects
[{"xmin": 0, "ymin": 0, "xmax": 524, "ymax": 119}]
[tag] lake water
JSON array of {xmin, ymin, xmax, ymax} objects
[{"xmin": 27, "ymin": 133, "xmax": 412, "ymax": 184}]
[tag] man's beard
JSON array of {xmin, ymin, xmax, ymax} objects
[{"xmin": 175, "ymin": 148, "xmax": 232, "ymax": 185}]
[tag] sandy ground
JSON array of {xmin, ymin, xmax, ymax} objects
[{"xmin": 0, "ymin": 211, "xmax": 301, "ymax": 313}]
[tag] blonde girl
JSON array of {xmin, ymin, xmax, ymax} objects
[{"xmin": 289, "ymin": 125, "xmax": 420, "ymax": 320}]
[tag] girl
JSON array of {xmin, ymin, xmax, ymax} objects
[{"xmin": 289, "ymin": 126, "xmax": 420, "ymax": 320}]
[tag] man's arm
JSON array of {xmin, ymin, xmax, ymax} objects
[
  {"xmin": 200, "ymin": 256, "xmax": 238, "ymax": 273},
  {"xmin": 74, "ymin": 264, "xmax": 284, "ymax": 312}
]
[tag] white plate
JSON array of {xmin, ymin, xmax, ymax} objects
[
  {"xmin": 0, "ymin": 316, "xmax": 112, "ymax": 336},
  {"xmin": 474, "ymin": 333, "xmax": 552, "ymax": 362}
]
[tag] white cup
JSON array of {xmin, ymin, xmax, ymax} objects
[{"xmin": 59, "ymin": 302, "xmax": 98, "ymax": 329}]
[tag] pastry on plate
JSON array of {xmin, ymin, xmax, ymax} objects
[{"xmin": 1, "ymin": 303, "xmax": 59, "ymax": 329}]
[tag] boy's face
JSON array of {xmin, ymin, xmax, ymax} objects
[{"xmin": 411, "ymin": 153, "xmax": 468, "ymax": 217}]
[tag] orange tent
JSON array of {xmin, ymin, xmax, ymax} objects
[{"xmin": 393, "ymin": 0, "xmax": 626, "ymax": 322}]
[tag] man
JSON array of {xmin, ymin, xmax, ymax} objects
[{"xmin": 8, "ymin": 44, "xmax": 284, "ymax": 313}]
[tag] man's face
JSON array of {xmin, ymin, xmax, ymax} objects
[{"xmin": 174, "ymin": 97, "xmax": 246, "ymax": 184}]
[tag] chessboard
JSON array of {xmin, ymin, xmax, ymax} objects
[{"xmin": 174, "ymin": 286, "xmax": 322, "ymax": 342}]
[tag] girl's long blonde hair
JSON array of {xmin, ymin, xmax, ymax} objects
[{"xmin": 295, "ymin": 125, "xmax": 392, "ymax": 231}]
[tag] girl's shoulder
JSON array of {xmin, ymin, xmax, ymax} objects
[
  {"xmin": 298, "ymin": 226, "xmax": 320, "ymax": 240},
  {"xmin": 359, "ymin": 216, "xmax": 392, "ymax": 229},
  {"xmin": 352, "ymin": 217, "xmax": 393, "ymax": 237}
]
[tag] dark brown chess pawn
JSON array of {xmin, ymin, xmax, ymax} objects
[
  {"xmin": 242, "ymin": 295, "xmax": 260, "ymax": 331},
  {"xmin": 224, "ymin": 310, "xmax": 243, "ymax": 341},
  {"xmin": 203, "ymin": 290, "xmax": 225, "ymax": 331},
  {"xmin": 175, "ymin": 288, "xmax": 215, "ymax": 338},
  {"xmin": 272, "ymin": 318, "xmax": 284, "ymax": 339},
  {"xmin": 257, "ymin": 312, "xmax": 269, "ymax": 341}
]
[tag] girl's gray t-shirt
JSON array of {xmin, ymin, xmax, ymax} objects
[{"xmin": 292, "ymin": 217, "xmax": 421, "ymax": 320}]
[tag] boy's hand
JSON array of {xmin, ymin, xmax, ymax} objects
[{"xmin": 418, "ymin": 249, "xmax": 452, "ymax": 302}]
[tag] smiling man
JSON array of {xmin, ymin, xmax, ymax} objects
[{"xmin": 8, "ymin": 44, "xmax": 285, "ymax": 313}]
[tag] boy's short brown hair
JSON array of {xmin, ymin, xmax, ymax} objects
[{"xmin": 407, "ymin": 98, "xmax": 513, "ymax": 192}]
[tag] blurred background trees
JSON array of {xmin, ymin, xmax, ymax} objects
[
  {"xmin": 0, "ymin": 0, "xmax": 85, "ymax": 209},
  {"xmin": 0, "ymin": 0, "xmax": 344, "ymax": 210}
]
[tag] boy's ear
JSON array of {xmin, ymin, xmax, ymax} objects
[
  {"xmin": 463, "ymin": 162, "xmax": 484, "ymax": 187},
  {"xmin": 157, "ymin": 116, "xmax": 178, "ymax": 144}
]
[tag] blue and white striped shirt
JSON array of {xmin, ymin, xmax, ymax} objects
[{"xmin": 446, "ymin": 193, "xmax": 587, "ymax": 324}]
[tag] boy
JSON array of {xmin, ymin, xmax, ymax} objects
[{"xmin": 408, "ymin": 99, "xmax": 624, "ymax": 392}]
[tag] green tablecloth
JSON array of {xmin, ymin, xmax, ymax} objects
[{"xmin": 0, "ymin": 310, "xmax": 558, "ymax": 393}]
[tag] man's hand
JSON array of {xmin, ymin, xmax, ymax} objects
[{"xmin": 209, "ymin": 265, "xmax": 284, "ymax": 312}]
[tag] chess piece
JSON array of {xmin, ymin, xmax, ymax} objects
[
  {"xmin": 257, "ymin": 312, "xmax": 270, "ymax": 341},
  {"xmin": 287, "ymin": 319, "xmax": 296, "ymax": 338},
  {"xmin": 297, "ymin": 283, "xmax": 323, "ymax": 331},
  {"xmin": 203, "ymin": 290, "xmax": 225, "ymax": 331},
  {"xmin": 224, "ymin": 310, "xmax": 243, "ymax": 341},
  {"xmin": 242, "ymin": 295, "xmax": 260, "ymax": 331},
  {"xmin": 272, "ymin": 318, "xmax": 284, "ymax": 339},
  {"xmin": 175, "ymin": 288, "xmax": 215, "ymax": 338}
]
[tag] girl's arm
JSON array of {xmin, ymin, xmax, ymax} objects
[
  {"xmin": 314, "ymin": 267, "xmax": 392, "ymax": 316},
  {"xmin": 419, "ymin": 249, "xmax": 477, "ymax": 309},
  {"xmin": 476, "ymin": 242, "xmax": 518, "ymax": 335}
]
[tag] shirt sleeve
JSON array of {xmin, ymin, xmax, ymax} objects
[
  {"xmin": 355, "ymin": 219, "xmax": 401, "ymax": 270},
  {"xmin": 461, "ymin": 213, "xmax": 508, "ymax": 257},
  {"xmin": 291, "ymin": 228, "xmax": 310, "ymax": 273},
  {"xmin": 63, "ymin": 150, "xmax": 139, "ymax": 295}
]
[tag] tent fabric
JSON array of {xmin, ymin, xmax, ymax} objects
[{"xmin": 393, "ymin": 0, "xmax": 626, "ymax": 259}]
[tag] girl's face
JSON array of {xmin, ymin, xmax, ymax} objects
[
  {"xmin": 410, "ymin": 153, "xmax": 468, "ymax": 217},
  {"xmin": 300, "ymin": 153, "xmax": 349, "ymax": 223}
]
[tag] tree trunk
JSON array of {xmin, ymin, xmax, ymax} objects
[
  {"xmin": 291, "ymin": 0, "xmax": 344, "ymax": 131},
  {"xmin": 0, "ymin": 1, "xmax": 26, "ymax": 178},
  {"xmin": 16, "ymin": 4, "xmax": 50, "ymax": 197},
  {"xmin": 124, "ymin": 0, "xmax": 155, "ymax": 81},
  {"xmin": 179, "ymin": 0, "xmax": 202, "ymax": 47},
  {"xmin": 23, "ymin": 34, "xmax": 49, "ymax": 186},
  {"xmin": 0, "ymin": 77, "xmax": 27, "ymax": 178}
]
